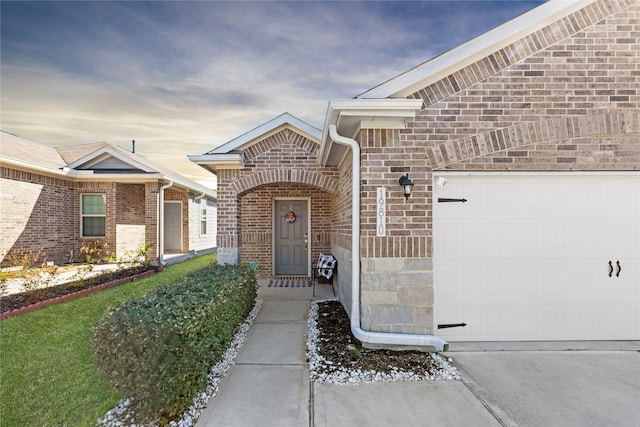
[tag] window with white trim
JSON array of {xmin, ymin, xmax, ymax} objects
[
  {"xmin": 81, "ymin": 194, "xmax": 106, "ymax": 237},
  {"xmin": 200, "ymin": 198, "xmax": 207, "ymax": 236}
]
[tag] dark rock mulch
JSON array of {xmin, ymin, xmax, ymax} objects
[{"xmin": 312, "ymin": 300, "xmax": 452, "ymax": 380}]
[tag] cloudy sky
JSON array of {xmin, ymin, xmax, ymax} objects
[{"xmin": 1, "ymin": 0, "xmax": 543, "ymax": 188}]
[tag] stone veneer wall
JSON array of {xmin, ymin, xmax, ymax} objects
[
  {"xmin": 354, "ymin": 0, "xmax": 640, "ymax": 337},
  {"xmin": 357, "ymin": 129, "xmax": 436, "ymax": 335}
]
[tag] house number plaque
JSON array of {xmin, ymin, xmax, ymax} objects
[{"xmin": 376, "ymin": 187, "xmax": 386, "ymax": 237}]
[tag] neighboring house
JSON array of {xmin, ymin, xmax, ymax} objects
[
  {"xmin": 192, "ymin": 0, "xmax": 640, "ymax": 348},
  {"xmin": 1, "ymin": 131, "xmax": 217, "ymax": 268}
]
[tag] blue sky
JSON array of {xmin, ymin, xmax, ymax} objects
[{"xmin": 1, "ymin": 1, "xmax": 543, "ymax": 187}]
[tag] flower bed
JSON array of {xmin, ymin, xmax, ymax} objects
[{"xmin": 0, "ymin": 266, "xmax": 160, "ymax": 320}]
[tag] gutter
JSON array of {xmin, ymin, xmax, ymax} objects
[
  {"xmin": 328, "ymin": 125, "xmax": 448, "ymax": 352},
  {"xmin": 158, "ymin": 180, "xmax": 174, "ymax": 266}
]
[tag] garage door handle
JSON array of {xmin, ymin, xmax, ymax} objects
[
  {"xmin": 616, "ymin": 261, "xmax": 621, "ymax": 277},
  {"xmin": 608, "ymin": 260, "xmax": 614, "ymax": 278}
]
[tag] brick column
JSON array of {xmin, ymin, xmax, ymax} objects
[
  {"xmin": 145, "ymin": 182, "xmax": 159, "ymax": 264},
  {"xmin": 216, "ymin": 170, "xmax": 240, "ymax": 265}
]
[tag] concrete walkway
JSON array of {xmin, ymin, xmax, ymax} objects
[{"xmin": 195, "ymin": 281, "xmax": 500, "ymax": 427}]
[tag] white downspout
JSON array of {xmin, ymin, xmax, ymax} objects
[
  {"xmin": 328, "ymin": 125, "xmax": 448, "ymax": 352},
  {"xmin": 158, "ymin": 180, "xmax": 174, "ymax": 266}
]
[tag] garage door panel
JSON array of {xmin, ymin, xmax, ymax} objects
[
  {"xmin": 438, "ymin": 302, "xmax": 639, "ymax": 341},
  {"xmin": 434, "ymin": 173, "xmax": 640, "ymax": 341}
]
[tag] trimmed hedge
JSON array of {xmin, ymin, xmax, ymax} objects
[{"xmin": 92, "ymin": 263, "xmax": 257, "ymax": 423}]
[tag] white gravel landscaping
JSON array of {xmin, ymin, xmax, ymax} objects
[
  {"xmin": 98, "ymin": 296, "xmax": 460, "ymax": 426},
  {"xmin": 306, "ymin": 298, "xmax": 460, "ymax": 384},
  {"xmin": 97, "ymin": 300, "xmax": 263, "ymax": 427}
]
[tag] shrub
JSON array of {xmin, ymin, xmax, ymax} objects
[
  {"xmin": 92, "ymin": 263, "xmax": 257, "ymax": 424},
  {"xmin": 79, "ymin": 239, "xmax": 111, "ymax": 264},
  {"xmin": 4, "ymin": 247, "xmax": 47, "ymax": 269}
]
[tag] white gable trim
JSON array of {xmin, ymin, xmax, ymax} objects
[
  {"xmin": 357, "ymin": 0, "xmax": 597, "ymax": 99},
  {"xmin": 208, "ymin": 113, "xmax": 322, "ymax": 155},
  {"xmin": 66, "ymin": 147, "xmax": 156, "ymax": 173}
]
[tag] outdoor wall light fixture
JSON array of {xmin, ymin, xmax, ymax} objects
[{"xmin": 399, "ymin": 174, "xmax": 414, "ymax": 199}]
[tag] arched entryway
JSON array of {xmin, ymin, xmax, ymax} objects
[{"xmin": 239, "ymin": 183, "xmax": 334, "ymax": 278}]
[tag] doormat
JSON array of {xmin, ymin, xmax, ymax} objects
[{"xmin": 268, "ymin": 279, "xmax": 312, "ymax": 288}]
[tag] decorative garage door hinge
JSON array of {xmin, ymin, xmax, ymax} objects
[
  {"xmin": 438, "ymin": 323, "xmax": 467, "ymax": 329},
  {"xmin": 438, "ymin": 198, "xmax": 468, "ymax": 203}
]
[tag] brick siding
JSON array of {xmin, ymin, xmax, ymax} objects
[
  {"xmin": 359, "ymin": 0, "xmax": 640, "ymax": 262},
  {"xmin": 116, "ymin": 183, "xmax": 145, "ymax": 224},
  {"xmin": 353, "ymin": 0, "xmax": 640, "ymax": 336},
  {"xmin": 215, "ymin": 127, "xmax": 339, "ymax": 276},
  {"xmin": 240, "ymin": 183, "xmax": 333, "ymax": 276},
  {"xmin": 1, "ymin": 167, "xmax": 75, "ymax": 265},
  {"xmin": 1, "ymin": 167, "xmax": 198, "ymax": 267}
]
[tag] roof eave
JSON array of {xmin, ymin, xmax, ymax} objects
[
  {"xmin": 208, "ymin": 113, "xmax": 322, "ymax": 155},
  {"xmin": 2, "ymin": 157, "xmax": 216, "ymax": 199},
  {"xmin": 1, "ymin": 157, "xmax": 73, "ymax": 179},
  {"xmin": 319, "ymin": 98, "xmax": 423, "ymax": 166},
  {"xmin": 188, "ymin": 153, "xmax": 244, "ymax": 171},
  {"xmin": 66, "ymin": 146, "xmax": 156, "ymax": 172}
]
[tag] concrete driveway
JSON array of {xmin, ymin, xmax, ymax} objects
[{"xmin": 447, "ymin": 341, "xmax": 640, "ymax": 427}]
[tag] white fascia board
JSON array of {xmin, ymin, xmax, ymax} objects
[
  {"xmin": 160, "ymin": 176, "xmax": 216, "ymax": 199},
  {"xmin": 319, "ymin": 98, "xmax": 423, "ymax": 166},
  {"xmin": 322, "ymin": 98, "xmax": 423, "ymax": 134},
  {"xmin": 1, "ymin": 157, "xmax": 74, "ymax": 179},
  {"xmin": 209, "ymin": 113, "xmax": 322, "ymax": 155},
  {"xmin": 76, "ymin": 171, "xmax": 215, "ymax": 198},
  {"xmin": 67, "ymin": 146, "xmax": 156, "ymax": 173},
  {"xmin": 188, "ymin": 153, "xmax": 244, "ymax": 169},
  {"xmin": 73, "ymin": 173, "xmax": 164, "ymax": 182},
  {"xmin": 358, "ymin": 0, "xmax": 596, "ymax": 99},
  {"xmin": 2, "ymin": 156, "xmax": 215, "ymax": 198}
]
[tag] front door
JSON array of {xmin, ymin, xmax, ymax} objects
[
  {"xmin": 274, "ymin": 199, "xmax": 308, "ymax": 275},
  {"xmin": 164, "ymin": 202, "xmax": 182, "ymax": 252}
]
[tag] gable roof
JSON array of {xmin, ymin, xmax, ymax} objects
[
  {"xmin": 62, "ymin": 143, "xmax": 157, "ymax": 173},
  {"xmin": 0, "ymin": 130, "xmax": 216, "ymax": 198},
  {"xmin": 357, "ymin": 0, "xmax": 596, "ymax": 99},
  {"xmin": 208, "ymin": 113, "xmax": 321, "ymax": 154},
  {"xmin": 189, "ymin": 112, "xmax": 322, "ymax": 173},
  {"xmin": 0, "ymin": 131, "xmax": 67, "ymax": 170},
  {"xmin": 321, "ymin": 0, "xmax": 623, "ymax": 165}
]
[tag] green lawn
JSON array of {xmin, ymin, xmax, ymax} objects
[{"xmin": 0, "ymin": 254, "xmax": 216, "ymax": 427}]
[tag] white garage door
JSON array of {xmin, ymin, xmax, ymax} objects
[{"xmin": 434, "ymin": 173, "xmax": 640, "ymax": 341}]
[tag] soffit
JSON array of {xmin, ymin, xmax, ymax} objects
[{"xmin": 319, "ymin": 99, "xmax": 424, "ymax": 167}]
